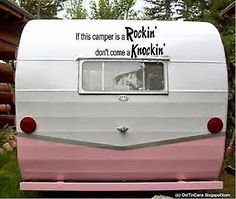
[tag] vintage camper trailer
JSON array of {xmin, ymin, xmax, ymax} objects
[{"xmin": 16, "ymin": 20, "xmax": 228, "ymax": 191}]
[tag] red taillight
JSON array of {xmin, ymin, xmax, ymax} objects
[
  {"xmin": 207, "ymin": 117, "xmax": 223, "ymax": 134},
  {"xmin": 20, "ymin": 117, "xmax": 36, "ymax": 134}
]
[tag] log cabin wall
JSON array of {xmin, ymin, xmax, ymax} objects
[{"xmin": 0, "ymin": 0, "xmax": 33, "ymax": 127}]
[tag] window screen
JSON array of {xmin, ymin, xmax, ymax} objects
[{"xmin": 81, "ymin": 61, "xmax": 165, "ymax": 93}]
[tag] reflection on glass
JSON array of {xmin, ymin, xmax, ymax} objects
[
  {"xmin": 109, "ymin": 62, "xmax": 143, "ymax": 91},
  {"xmin": 82, "ymin": 61, "xmax": 102, "ymax": 91},
  {"xmin": 82, "ymin": 61, "xmax": 164, "ymax": 92},
  {"xmin": 144, "ymin": 62, "xmax": 164, "ymax": 90}
]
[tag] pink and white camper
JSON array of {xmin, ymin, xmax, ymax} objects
[{"xmin": 16, "ymin": 20, "xmax": 228, "ymax": 191}]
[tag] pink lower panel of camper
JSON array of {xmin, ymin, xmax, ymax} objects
[{"xmin": 17, "ymin": 135, "xmax": 225, "ymax": 190}]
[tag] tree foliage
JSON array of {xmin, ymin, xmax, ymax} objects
[
  {"xmin": 90, "ymin": 0, "xmax": 136, "ymax": 19},
  {"xmin": 90, "ymin": 0, "xmax": 115, "ymax": 19},
  {"xmin": 144, "ymin": 0, "xmax": 178, "ymax": 20},
  {"xmin": 18, "ymin": 0, "xmax": 66, "ymax": 18},
  {"xmin": 175, "ymin": 0, "xmax": 209, "ymax": 20},
  {"xmin": 113, "ymin": 0, "xmax": 137, "ymax": 19},
  {"xmin": 66, "ymin": 0, "xmax": 87, "ymax": 19}
]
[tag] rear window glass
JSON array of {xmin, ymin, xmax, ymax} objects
[{"xmin": 81, "ymin": 61, "xmax": 166, "ymax": 93}]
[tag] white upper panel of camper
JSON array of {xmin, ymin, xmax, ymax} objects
[{"xmin": 17, "ymin": 20, "xmax": 225, "ymax": 63}]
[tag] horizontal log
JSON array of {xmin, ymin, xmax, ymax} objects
[
  {"xmin": 0, "ymin": 75, "xmax": 14, "ymax": 83},
  {"xmin": 0, "ymin": 93, "xmax": 14, "ymax": 104},
  {"xmin": 0, "ymin": 115, "xmax": 15, "ymax": 127},
  {"xmin": 0, "ymin": 104, "xmax": 11, "ymax": 113},
  {"xmin": 0, "ymin": 83, "xmax": 11, "ymax": 92},
  {"xmin": 0, "ymin": 51, "xmax": 16, "ymax": 60},
  {"xmin": 0, "ymin": 63, "xmax": 14, "ymax": 83},
  {"xmin": 0, "ymin": 63, "xmax": 13, "ymax": 73},
  {"xmin": 0, "ymin": 39, "xmax": 16, "ymax": 59},
  {"xmin": 0, "ymin": 28, "xmax": 18, "ymax": 45}
]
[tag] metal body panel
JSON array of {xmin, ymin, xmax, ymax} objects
[
  {"xmin": 15, "ymin": 59, "xmax": 228, "ymax": 147},
  {"xmin": 16, "ymin": 20, "xmax": 227, "ymax": 188},
  {"xmin": 17, "ymin": 136, "xmax": 225, "ymax": 181},
  {"xmin": 16, "ymin": 91, "xmax": 227, "ymax": 147},
  {"xmin": 17, "ymin": 20, "xmax": 225, "ymax": 63},
  {"xmin": 16, "ymin": 61, "xmax": 227, "ymax": 92}
]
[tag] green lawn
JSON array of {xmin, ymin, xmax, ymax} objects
[
  {"xmin": 0, "ymin": 151, "xmax": 40, "ymax": 197},
  {"xmin": 0, "ymin": 151, "xmax": 235, "ymax": 198}
]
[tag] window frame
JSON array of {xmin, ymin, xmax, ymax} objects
[{"xmin": 78, "ymin": 58, "xmax": 169, "ymax": 95}]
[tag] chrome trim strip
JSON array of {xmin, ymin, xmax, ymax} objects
[
  {"xmin": 18, "ymin": 132, "xmax": 225, "ymax": 150},
  {"xmin": 17, "ymin": 58, "xmax": 225, "ymax": 64},
  {"xmin": 15, "ymin": 89, "xmax": 227, "ymax": 93},
  {"xmin": 76, "ymin": 56, "xmax": 171, "ymax": 61}
]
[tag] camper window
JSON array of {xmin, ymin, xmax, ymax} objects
[{"xmin": 81, "ymin": 61, "xmax": 166, "ymax": 93}]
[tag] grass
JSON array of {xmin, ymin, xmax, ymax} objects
[
  {"xmin": 0, "ymin": 152, "xmax": 40, "ymax": 197},
  {"xmin": 219, "ymin": 171, "xmax": 235, "ymax": 198},
  {"xmin": 0, "ymin": 127, "xmax": 11, "ymax": 146}
]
